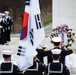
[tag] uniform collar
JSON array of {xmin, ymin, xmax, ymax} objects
[
  {"xmin": 53, "ymin": 60, "xmax": 59, "ymax": 63},
  {"xmin": 3, "ymin": 61, "xmax": 11, "ymax": 63},
  {"xmin": 0, "ymin": 18, "xmax": 2, "ymax": 22},
  {"xmin": 6, "ymin": 16, "xmax": 9, "ymax": 19}
]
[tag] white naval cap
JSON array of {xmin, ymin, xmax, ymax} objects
[
  {"xmin": 52, "ymin": 37, "xmax": 61, "ymax": 42},
  {"xmin": 4, "ymin": 11, "xmax": 9, "ymax": 14},
  {"xmin": 2, "ymin": 50, "xmax": 13, "ymax": 55},
  {"xmin": 51, "ymin": 49, "xmax": 61, "ymax": 55},
  {"xmin": 1, "ymin": 13, "xmax": 5, "ymax": 16}
]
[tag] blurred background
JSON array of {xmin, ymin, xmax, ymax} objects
[{"xmin": 0, "ymin": 0, "xmax": 52, "ymax": 33}]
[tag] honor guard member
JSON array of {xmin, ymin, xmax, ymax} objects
[
  {"xmin": 1, "ymin": 13, "xmax": 7, "ymax": 44},
  {"xmin": 45, "ymin": 49, "xmax": 70, "ymax": 75},
  {"xmin": 0, "ymin": 13, "xmax": 6, "ymax": 45},
  {"xmin": 0, "ymin": 13, "xmax": 3, "ymax": 44},
  {"xmin": 48, "ymin": 37, "xmax": 73, "ymax": 64},
  {"xmin": 36, "ymin": 46, "xmax": 48, "ymax": 63},
  {"xmin": 23, "ymin": 56, "xmax": 46, "ymax": 75},
  {"xmin": 0, "ymin": 50, "xmax": 20, "ymax": 75},
  {"xmin": 5, "ymin": 11, "xmax": 13, "ymax": 43}
]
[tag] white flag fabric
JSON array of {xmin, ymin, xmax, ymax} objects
[{"xmin": 16, "ymin": 0, "xmax": 45, "ymax": 72}]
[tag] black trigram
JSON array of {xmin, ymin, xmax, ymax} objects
[
  {"xmin": 26, "ymin": 0, "xmax": 30, "ymax": 5},
  {"xmin": 17, "ymin": 46, "xmax": 26, "ymax": 56},
  {"xmin": 30, "ymin": 29, "xmax": 34, "ymax": 45},
  {"xmin": 35, "ymin": 14, "xmax": 43, "ymax": 29}
]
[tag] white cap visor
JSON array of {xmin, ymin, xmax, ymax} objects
[
  {"xmin": 2, "ymin": 50, "xmax": 13, "ymax": 55},
  {"xmin": 52, "ymin": 37, "xmax": 61, "ymax": 42}
]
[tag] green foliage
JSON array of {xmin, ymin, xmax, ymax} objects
[
  {"xmin": 44, "ymin": 18, "xmax": 52, "ymax": 26},
  {"xmin": 0, "ymin": 0, "xmax": 52, "ymax": 33}
]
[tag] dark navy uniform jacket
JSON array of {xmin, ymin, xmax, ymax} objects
[
  {"xmin": 0, "ymin": 62, "xmax": 20, "ymax": 75},
  {"xmin": 0, "ymin": 18, "xmax": 7, "ymax": 44},
  {"xmin": 5, "ymin": 16, "xmax": 13, "ymax": 41},
  {"xmin": 48, "ymin": 47, "xmax": 73, "ymax": 64},
  {"xmin": 36, "ymin": 49, "xmax": 48, "ymax": 63},
  {"xmin": 23, "ymin": 60, "xmax": 46, "ymax": 75},
  {"xmin": 45, "ymin": 62, "xmax": 70, "ymax": 75}
]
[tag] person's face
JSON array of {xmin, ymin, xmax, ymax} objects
[
  {"xmin": 5, "ymin": 13, "xmax": 9, "ymax": 16},
  {"xmin": 0, "ymin": 15, "xmax": 2, "ymax": 18}
]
